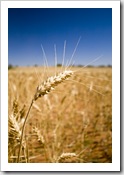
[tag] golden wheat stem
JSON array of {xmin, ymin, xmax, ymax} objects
[{"xmin": 17, "ymin": 99, "xmax": 34, "ymax": 163}]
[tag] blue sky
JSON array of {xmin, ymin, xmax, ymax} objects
[{"xmin": 8, "ymin": 8, "xmax": 112, "ymax": 66}]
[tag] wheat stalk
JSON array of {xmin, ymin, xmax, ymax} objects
[{"xmin": 17, "ymin": 70, "xmax": 73, "ymax": 162}]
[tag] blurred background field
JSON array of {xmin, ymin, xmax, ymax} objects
[{"xmin": 8, "ymin": 66, "xmax": 112, "ymax": 163}]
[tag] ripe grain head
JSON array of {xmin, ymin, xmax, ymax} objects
[{"xmin": 33, "ymin": 70, "xmax": 73, "ymax": 101}]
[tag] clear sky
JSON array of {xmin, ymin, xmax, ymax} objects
[{"xmin": 8, "ymin": 8, "xmax": 112, "ymax": 66}]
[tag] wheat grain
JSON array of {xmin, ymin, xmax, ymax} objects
[
  {"xmin": 8, "ymin": 114, "xmax": 25, "ymax": 162},
  {"xmin": 33, "ymin": 70, "xmax": 73, "ymax": 101},
  {"xmin": 57, "ymin": 152, "xmax": 77, "ymax": 163},
  {"xmin": 9, "ymin": 100, "xmax": 25, "ymax": 149},
  {"xmin": 33, "ymin": 126, "xmax": 45, "ymax": 144}
]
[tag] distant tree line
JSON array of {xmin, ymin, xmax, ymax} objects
[
  {"xmin": 56, "ymin": 64, "xmax": 112, "ymax": 68},
  {"xmin": 8, "ymin": 64, "xmax": 18, "ymax": 70},
  {"xmin": 8, "ymin": 63, "xmax": 112, "ymax": 69}
]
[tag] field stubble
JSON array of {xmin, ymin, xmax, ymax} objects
[{"xmin": 8, "ymin": 66, "xmax": 112, "ymax": 163}]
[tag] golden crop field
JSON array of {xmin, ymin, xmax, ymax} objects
[{"xmin": 8, "ymin": 66, "xmax": 112, "ymax": 163}]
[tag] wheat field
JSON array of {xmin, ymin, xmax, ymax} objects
[{"xmin": 8, "ymin": 66, "xmax": 112, "ymax": 163}]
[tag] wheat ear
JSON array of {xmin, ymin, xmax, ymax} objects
[
  {"xmin": 9, "ymin": 114, "xmax": 22, "ymax": 157},
  {"xmin": 57, "ymin": 152, "xmax": 77, "ymax": 163},
  {"xmin": 33, "ymin": 70, "xmax": 73, "ymax": 100},
  {"xmin": 17, "ymin": 70, "xmax": 73, "ymax": 162}
]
